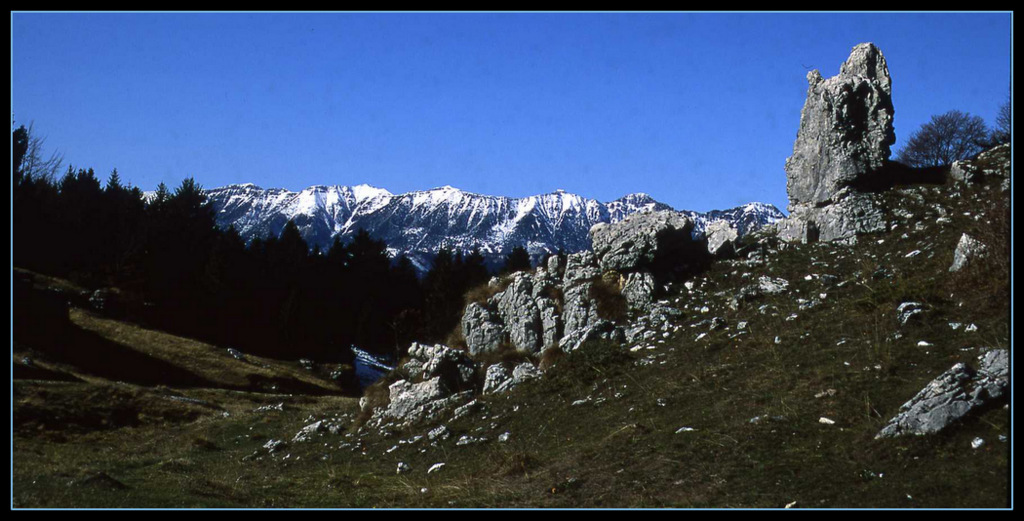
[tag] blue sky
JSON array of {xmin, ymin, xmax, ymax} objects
[{"xmin": 11, "ymin": 12, "xmax": 1012, "ymax": 213}]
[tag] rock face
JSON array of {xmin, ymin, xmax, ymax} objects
[
  {"xmin": 786, "ymin": 43, "xmax": 895, "ymax": 207},
  {"xmin": 494, "ymin": 273, "xmax": 544, "ymax": 354},
  {"xmin": 459, "ymin": 208, "xmax": 708, "ymax": 355},
  {"xmin": 621, "ymin": 272, "xmax": 656, "ymax": 312},
  {"xmin": 876, "ymin": 350, "xmax": 1008, "ymax": 438},
  {"xmin": 461, "ymin": 270, "xmax": 561, "ymax": 355},
  {"xmin": 779, "ymin": 43, "xmax": 896, "ymax": 243},
  {"xmin": 461, "ymin": 303, "xmax": 504, "ymax": 356}
]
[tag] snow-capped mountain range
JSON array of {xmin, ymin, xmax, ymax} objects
[{"xmin": 205, "ymin": 183, "xmax": 785, "ymax": 272}]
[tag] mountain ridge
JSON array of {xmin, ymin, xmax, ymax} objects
[{"xmin": 203, "ymin": 183, "xmax": 785, "ymax": 271}]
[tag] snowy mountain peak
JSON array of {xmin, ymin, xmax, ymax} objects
[{"xmin": 204, "ymin": 183, "xmax": 784, "ymax": 272}]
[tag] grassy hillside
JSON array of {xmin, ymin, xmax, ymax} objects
[
  {"xmin": 13, "ymin": 282, "xmax": 351, "ymax": 395},
  {"xmin": 12, "ymin": 169, "xmax": 1010, "ymax": 508}
]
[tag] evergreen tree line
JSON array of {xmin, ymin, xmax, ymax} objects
[{"xmin": 13, "ymin": 125, "xmax": 534, "ymax": 363}]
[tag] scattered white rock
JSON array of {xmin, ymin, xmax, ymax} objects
[
  {"xmin": 263, "ymin": 439, "xmax": 287, "ymax": 453},
  {"xmin": 971, "ymin": 437, "xmax": 985, "ymax": 450},
  {"xmin": 254, "ymin": 402, "xmax": 284, "ymax": 413},
  {"xmin": 896, "ymin": 302, "xmax": 926, "ymax": 326},
  {"xmin": 427, "ymin": 462, "xmax": 446, "ymax": 474},
  {"xmin": 949, "ymin": 233, "xmax": 988, "ymax": 272}
]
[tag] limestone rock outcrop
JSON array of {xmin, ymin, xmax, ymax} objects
[
  {"xmin": 949, "ymin": 233, "xmax": 989, "ymax": 272},
  {"xmin": 459, "ymin": 208, "xmax": 708, "ymax": 355},
  {"xmin": 779, "ymin": 43, "xmax": 896, "ymax": 243},
  {"xmin": 950, "ymin": 144, "xmax": 1011, "ymax": 189},
  {"xmin": 461, "ymin": 302, "xmax": 504, "ymax": 356},
  {"xmin": 365, "ymin": 342, "xmax": 478, "ymax": 427},
  {"xmin": 876, "ymin": 349, "xmax": 1008, "ymax": 438},
  {"xmin": 589, "ymin": 211, "xmax": 695, "ymax": 272},
  {"xmin": 786, "ymin": 43, "xmax": 895, "ymax": 207},
  {"xmin": 705, "ymin": 220, "xmax": 739, "ymax": 257},
  {"xmin": 494, "ymin": 273, "xmax": 544, "ymax": 354}
]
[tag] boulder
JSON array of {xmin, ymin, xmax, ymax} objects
[
  {"xmin": 757, "ymin": 276, "xmax": 789, "ymax": 295},
  {"xmin": 876, "ymin": 349, "xmax": 1008, "ymax": 438},
  {"xmin": 482, "ymin": 361, "xmax": 542, "ymax": 394},
  {"xmin": 559, "ymin": 319, "xmax": 620, "ymax": 352},
  {"xmin": 896, "ymin": 302, "xmax": 926, "ymax": 326},
  {"xmin": 785, "ymin": 43, "xmax": 895, "ymax": 207},
  {"xmin": 949, "ymin": 233, "xmax": 988, "ymax": 272},
  {"xmin": 512, "ymin": 362, "xmax": 541, "ymax": 384},
  {"xmin": 483, "ymin": 364, "xmax": 514, "ymax": 394},
  {"xmin": 705, "ymin": 220, "xmax": 739, "ymax": 257},
  {"xmin": 383, "ymin": 377, "xmax": 448, "ymax": 423},
  {"xmin": 949, "ymin": 159, "xmax": 979, "ymax": 184},
  {"xmin": 589, "ymin": 211, "xmax": 695, "ymax": 272},
  {"xmin": 407, "ymin": 342, "xmax": 477, "ymax": 390}
]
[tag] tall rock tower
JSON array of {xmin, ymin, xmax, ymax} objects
[{"xmin": 778, "ymin": 43, "xmax": 896, "ymax": 243}]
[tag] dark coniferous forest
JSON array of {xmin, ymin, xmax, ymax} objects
[{"xmin": 11, "ymin": 125, "xmax": 515, "ymax": 367}]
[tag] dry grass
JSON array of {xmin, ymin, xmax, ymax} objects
[
  {"xmin": 463, "ymin": 277, "xmax": 512, "ymax": 307},
  {"xmin": 588, "ymin": 277, "xmax": 628, "ymax": 322},
  {"xmin": 538, "ymin": 345, "xmax": 567, "ymax": 372},
  {"xmin": 67, "ymin": 309, "xmax": 344, "ymax": 393}
]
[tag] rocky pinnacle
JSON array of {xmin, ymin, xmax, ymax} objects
[{"xmin": 785, "ymin": 43, "xmax": 896, "ymax": 208}]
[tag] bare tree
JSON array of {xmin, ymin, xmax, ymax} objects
[
  {"xmin": 895, "ymin": 110, "xmax": 989, "ymax": 168},
  {"xmin": 15, "ymin": 122, "xmax": 64, "ymax": 183},
  {"xmin": 992, "ymin": 93, "xmax": 1011, "ymax": 145}
]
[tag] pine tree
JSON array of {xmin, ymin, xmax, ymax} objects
[{"xmin": 501, "ymin": 245, "xmax": 532, "ymax": 274}]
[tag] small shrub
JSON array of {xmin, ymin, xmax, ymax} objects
[
  {"xmin": 191, "ymin": 436, "xmax": 220, "ymax": 451},
  {"xmin": 543, "ymin": 338, "xmax": 631, "ymax": 389},
  {"xmin": 538, "ymin": 345, "xmax": 566, "ymax": 372},
  {"xmin": 589, "ymin": 277, "xmax": 628, "ymax": 322},
  {"xmin": 492, "ymin": 446, "xmax": 538, "ymax": 477},
  {"xmin": 950, "ymin": 192, "xmax": 1010, "ymax": 314},
  {"xmin": 444, "ymin": 325, "xmax": 468, "ymax": 351},
  {"xmin": 351, "ymin": 375, "xmax": 394, "ymax": 429},
  {"xmin": 464, "ymin": 281, "xmax": 505, "ymax": 307},
  {"xmin": 473, "ymin": 342, "xmax": 536, "ymax": 369}
]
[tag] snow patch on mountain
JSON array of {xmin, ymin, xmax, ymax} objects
[{"xmin": 204, "ymin": 183, "xmax": 784, "ymax": 271}]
